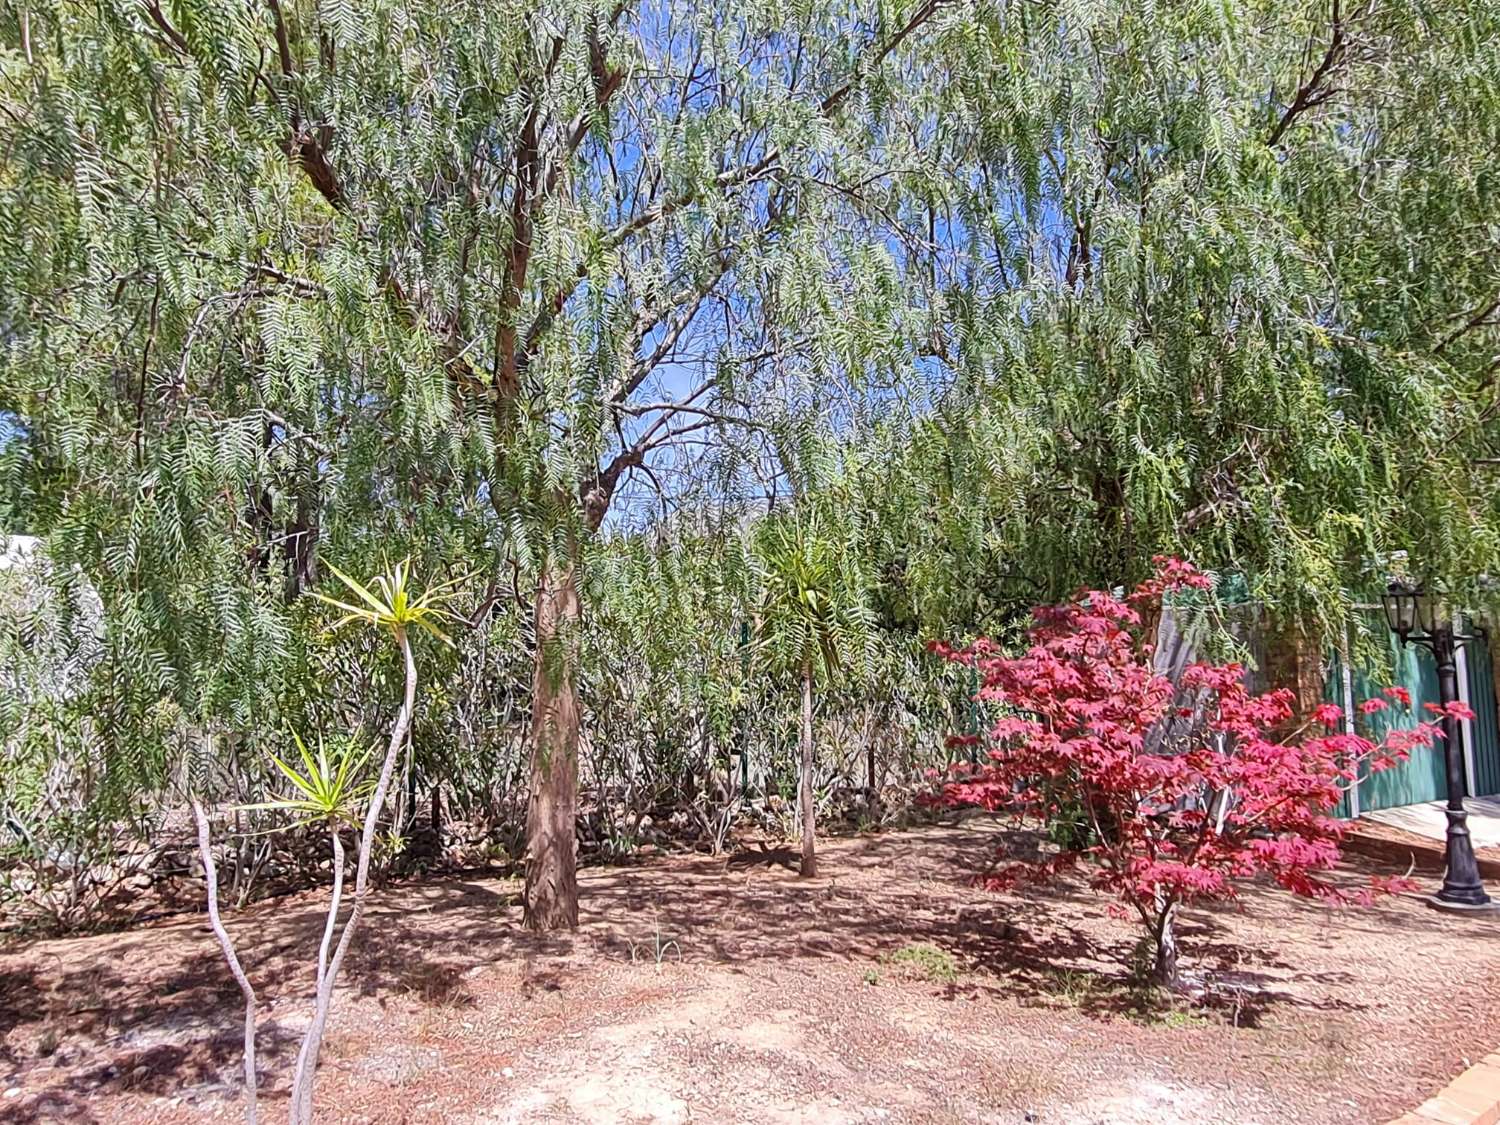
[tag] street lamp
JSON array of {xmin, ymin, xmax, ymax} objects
[{"xmin": 1380, "ymin": 579, "xmax": 1496, "ymax": 912}]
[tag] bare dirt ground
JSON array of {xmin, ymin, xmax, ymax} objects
[{"xmin": 2, "ymin": 819, "xmax": 1499, "ymax": 1125}]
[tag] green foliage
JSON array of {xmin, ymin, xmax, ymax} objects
[
  {"xmin": 244, "ymin": 731, "xmax": 373, "ymax": 829},
  {"xmin": 753, "ymin": 511, "xmax": 873, "ymax": 686},
  {"xmin": 2, "ymin": 0, "xmax": 1499, "ymax": 926},
  {"xmin": 909, "ymin": 0, "xmax": 1500, "ymax": 625},
  {"xmin": 0, "ymin": 0, "xmax": 951, "ymax": 875},
  {"xmin": 1042, "ymin": 781, "xmax": 1098, "ymax": 853},
  {"xmin": 314, "ymin": 559, "xmax": 464, "ymax": 646}
]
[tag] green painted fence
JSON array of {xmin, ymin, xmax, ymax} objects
[
  {"xmin": 1330, "ymin": 614, "xmax": 1500, "ymax": 816},
  {"xmin": 1467, "ymin": 632, "xmax": 1500, "ymax": 798}
]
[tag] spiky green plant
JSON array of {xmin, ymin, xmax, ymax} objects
[
  {"xmin": 192, "ymin": 560, "xmax": 464, "ymax": 1125},
  {"xmin": 313, "ymin": 560, "xmax": 463, "ymax": 647},
  {"xmin": 756, "ymin": 519, "xmax": 870, "ymax": 683},
  {"xmin": 753, "ymin": 512, "xmax": 873, "ymax": 877},
  {"xmin": 246, "ymin": 732, "xmax": 374, "ymax": 829},
  {"xmin": 290, "ymin": 560, "xmax": 461, "ymax": 1123}
]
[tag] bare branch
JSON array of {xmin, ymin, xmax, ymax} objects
[
  {"xmin": 1268, "ymin": 0, "xmax": 1348, "ymax": 146},
  {"xmin": 616, "ymin": 402, "xmax": 759, "ymax": 428},
  {"xmin": 608, "ymin": 288, "xmax": 713, "ymax": 405},
  {"xmin": 582, "ymin": 384, "xmax": 754, "ymax": 528},
  {"xmin": 817, "ymin": 0, "xmax": 950, "ymax": 117},
  {"xmin": 141, "ymin": 0, "xmax": 190, "ymax": 55},
  {"xmin": 262, "ymin": 409, "xmax": 331, "ymax": 457},
  {"xmin": 192, "ymin": 801, "xmax": 260, "ymax": 1125},
  {"xmin": 1436, "ymin": 293, "xmax": 1500, "ymax": 355},
  {"xmin": 264, "ymin": 0, "xmax": 345, "ymax": 209}
]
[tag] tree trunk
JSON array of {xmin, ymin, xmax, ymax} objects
[
  {"xmin": 314, "ymin": 829, "xmax": 345, "ymax": 992},
  {"xmin": 191, "ymin": 801, "xmax": 258, "ymax": 1125},
  {"xmin": 1150, "ymin": 895, "xmax": 1180, "ymax": 990},
  {"xmin": 523, "ymin": 558, "xmax": 582, "ymax": 930},
  {"xmin": 799, "ymin": 659, "xmax": 817, "ymax": 878}
]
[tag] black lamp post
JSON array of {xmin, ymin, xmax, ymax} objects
[{"xmin": 1380, "ymin": 579, "xmax": 1496, "ymax": 912}]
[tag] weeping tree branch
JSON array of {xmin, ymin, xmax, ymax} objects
[
  {"xmin": 250, "ymin": 0, "xmax": 945, "ymax": 447},
  {"xmin": 1436, "ymin": 293, "xmax": 1500, "ymax": 354},
  {"xmin": 518, "ymin": 0, "xmax": 951, "ymax": 398},
  {"xmin": 265, "ymin": 0, "xmax": 345, "ymax": 209},
  {"xmin": 609, "ymin": 287, "xmax": 714, "ymax": 404},
  {"xmin": 581, "ymin": 401, "xmax": 743, "ymax": 528},
  {"xmin": 141, "ymin": 0, "xmax": 189, "ymax": 55}
]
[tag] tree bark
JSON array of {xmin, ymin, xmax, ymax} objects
[
  {"xmin": 799, "ymin": 659, "xmax": 817, "ymax": 878},
  {"xmin": 523, "ymin": 558, "xmax": 582, "ymax": 930},
  {"xmin": 1150, "ymin": 895, "xmax": 1180, "ymax": 990},
  {"xmin": 191, "ymin": 801, "xmax": 258, "ymax": 1125}
]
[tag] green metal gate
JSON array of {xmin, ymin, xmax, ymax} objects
[
  {"xmin": 1331, "ymin": 615, "xmax": 1500, "ymax": 815},
  {"xmin": 1466, "ymin": 632, "xmax": 1500, "ymax": 797}
]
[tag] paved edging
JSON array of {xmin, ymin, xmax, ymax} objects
[
  {"xmin": 1343, "ymin": 823, "xmax": 1500, "ymax": 883},
  {"xmin": 1389, "ymin": 1053, "xmax": 1500, "ymax": 1124}
]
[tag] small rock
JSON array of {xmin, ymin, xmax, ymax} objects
[
  {"xmin": 501, "ymin": 1067, "xmax": 514, "ymax": 1078},
  {"xmin": 3, "ymin": 1088, "xmax": 21, "ymax": 1099}
]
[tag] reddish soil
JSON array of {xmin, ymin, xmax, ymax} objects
[{"xmin": 2, "ymin": 820, "xmax": 1499, "ymax": 1124}]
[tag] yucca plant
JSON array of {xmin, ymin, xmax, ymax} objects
[
  {"xmin": 265, "ymin": 732, "xmax": 374, "ymax": 1046},
  {"xmin": 753, "ymin": 514, "xmax": 872, "ymax": 878},
  {"xmin": 314, "ymin": 559, "xmax": 463, "ymax": 647},
  {"xmin": 250, "ymin": 731, "xmax": 375, "ymax": 829},
  {"xmin": 290, "ymin": 561, "xmax": 460, "ymax": 1123},
  {"xmin": 191, "ymin": 728, "xmax": 377, "ymax": 1125},
  {"xmin": 196, "ymin": 560, "xmax": 462, "ymax": 1125}
]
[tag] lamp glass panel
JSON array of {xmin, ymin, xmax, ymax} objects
[
  {"xmin": 1416, "ymin": 590, "xmax": 1445, "ymax": 635},
  {"xmin": 1382, "ymin": 591, "xmax": 1407, "ymax": 634},
  {"xmin": 1385, "ymin": 586, "xmax": 1419, "ymax": 635}
]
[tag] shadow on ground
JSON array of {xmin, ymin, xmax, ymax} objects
[{"xmin": 0, "ymin": 818, "xmax": 1439, "ymax": 1108}]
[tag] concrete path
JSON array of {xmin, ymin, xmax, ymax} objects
[{"xmin": 1366, "ymin": 797, "xmax": 1500, "ymax": 850}]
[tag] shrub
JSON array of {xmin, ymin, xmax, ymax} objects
[{"xmin": 931, "ymin": 558, "xmax": 1453, "ymax": 989}]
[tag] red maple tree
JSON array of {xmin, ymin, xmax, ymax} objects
[{"xmin": 931, "ymin": 559, "xmax": 1457, "ymax": 988}]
